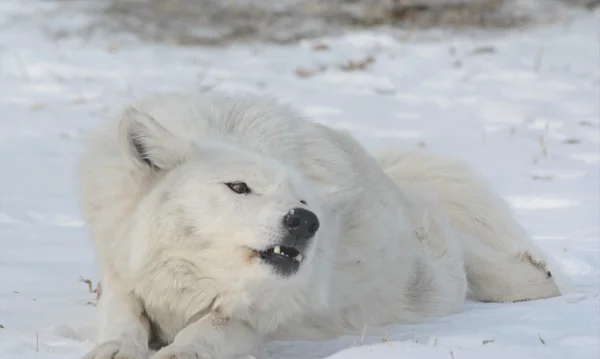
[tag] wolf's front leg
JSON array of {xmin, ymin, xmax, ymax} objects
[
  {"xmin": 83, "ymin": 280, "xmax": 150, "ymax": 359},
  {"xmin": 151, "ymin": 314, "xmax": 263, "ymax": 359}
]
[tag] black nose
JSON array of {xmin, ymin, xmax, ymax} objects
[{"xmin": 283, "ymin": 208, "xmax": 320, "ymax": 240}]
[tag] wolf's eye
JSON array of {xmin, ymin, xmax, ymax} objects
[{"xmin": 225, "ymin": 182, "xmax": 251, "ymax": 194}]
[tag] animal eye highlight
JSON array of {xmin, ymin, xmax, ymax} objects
[{"xmin": 225, "ymin": 182, "xmax": 251, "ymax": 194}]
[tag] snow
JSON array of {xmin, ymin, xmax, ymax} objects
[{"xmin": 0, "ymin": 1, "xmax": 598, "ymax": 358}]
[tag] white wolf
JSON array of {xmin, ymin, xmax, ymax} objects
[{"xmin": 79, "ymin": 91, "xmax": 566, "ymax": 359}]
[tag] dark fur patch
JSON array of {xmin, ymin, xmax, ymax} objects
[
  {"xmin": 139, "ymin": 303, "xmax": 169, "ymax": 350},
  {"xmin": 131, "ymin": 136, "xmax": 160, "ymax": 171},
  {"xmin": 131, "ymin": 137, "xmax": 152, "ymax": 166},
  {"xmin": 211, "ymin": 315, "xmax": 230, "ymax": 331},
  {"xmin": 148, "ymin": 317, "xmax": 169, "ymax": 350},
  {"xmin": 406, "ymin": 258, "xmax": 435, "ymax": 312},
  {"xmin": 182, "ymin": 225, "xmax": 196, "ymax": 236}
]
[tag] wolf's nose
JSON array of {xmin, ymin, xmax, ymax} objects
[{"xmin": 283, "ymin": 208, "xmax": 320, "ymax": 240}]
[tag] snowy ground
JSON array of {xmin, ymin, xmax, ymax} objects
[{"xmin": 0, "ymin": 1, "xmax": 599, "ymax": 359}]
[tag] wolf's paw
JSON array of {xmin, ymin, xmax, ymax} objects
[
  {"xmin": 82, "ymin": 340, "xmax": 148, "ymax": 359},
  {"xmin": 520, "ymin": 251, "xmax": 552, "ymax": 278},
  {"xmin": 151, "ymin": 345, "xmax": 206, "ymax": 359}
]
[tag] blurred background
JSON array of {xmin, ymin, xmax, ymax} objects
[{"xmin": 25, "ymin": 0, "xmax": 600, "ymax": 44}]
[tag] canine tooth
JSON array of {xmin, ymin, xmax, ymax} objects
[
  {"xmin": 273, "ymin": 246, "xmax": 281, "ymax": 254},
  {"xmin": 295, "ymin": 254, "xmax": 303, "ymax": 262}
]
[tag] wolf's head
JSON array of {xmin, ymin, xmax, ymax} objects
[{"xmin": 117, "ymin": 106, "xmax": 337, "ymax": 317}]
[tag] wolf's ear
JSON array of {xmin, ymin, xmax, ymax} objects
[{"xmin": 119, "ymin": 107, "xmax": 188, "ymax": 171}]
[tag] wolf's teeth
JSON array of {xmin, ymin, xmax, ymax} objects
[
  {"xmin": 295, "ymin": 254, "xmax": 303, "ymax": 262},
  {"xmin": 273, "ymin": 246, "xmax": 281, "ymax": 254}
]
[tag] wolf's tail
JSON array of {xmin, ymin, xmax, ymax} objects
[{"xmin": 374, "ymin": 149, "xmax": 571, "ymax": 302}]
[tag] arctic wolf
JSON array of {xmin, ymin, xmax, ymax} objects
[{"xmin": 79, "ymin": 91, "xmax": 565, "ymax": 359}]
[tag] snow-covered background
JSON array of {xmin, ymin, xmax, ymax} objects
[{"xmin": 0, "ymin": 1, "xmax": 598, "ymax": 358}]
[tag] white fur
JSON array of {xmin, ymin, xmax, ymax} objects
[{"xmin": 78, "ymin": 91, "xmax": 566, "ymax": 359}]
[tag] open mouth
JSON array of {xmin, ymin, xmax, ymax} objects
[
  {"xmin": 260, "ymin": 246, "xmax": 303, "ymax": 262},
  {"xmin": 256, "ymin": 246, "xmax": 304, "ymax": 276}
]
